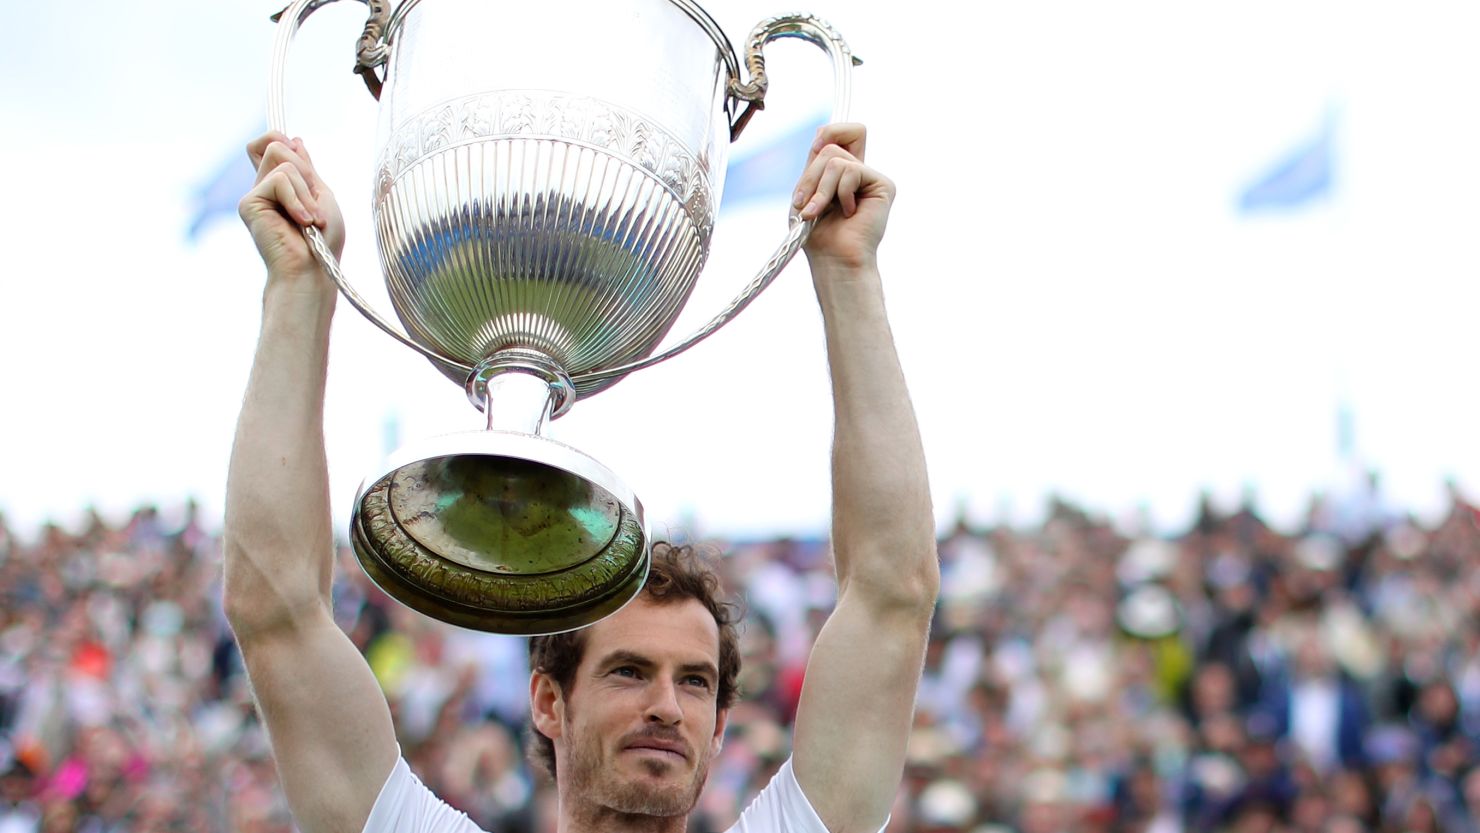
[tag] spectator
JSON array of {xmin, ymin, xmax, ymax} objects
[{"xmin": 0, "ymin": 480, "xmax": 1478, "ymax": 830}]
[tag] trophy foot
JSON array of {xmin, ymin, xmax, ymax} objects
[
  {"xmin": 350, "ymin": 430, "xmax": 649, "ymax": 634},
  {"xmin": 349, "ymin": 352, "xmax": 647, "ymax": 634}
]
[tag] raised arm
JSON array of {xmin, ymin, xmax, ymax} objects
[
  {"xmin": 787, "ymin": 124, "xmax": 940, "ymax": 833},
  {"xmin": 224, "ymin": 133, "xmax": 399, "ymax": 833}
]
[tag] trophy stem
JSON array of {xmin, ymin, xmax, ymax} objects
[
  {"xmin": 480, "ymin": 372, "xmax": 555, "ymax": 435},
  {"xmin": 466, "ymin": 349, "xmax": 577, "ymax": 434}
]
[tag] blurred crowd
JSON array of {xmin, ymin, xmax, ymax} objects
[{"xmin": 0, "ymin": 475, "xmax": 1477, "ymax": 832}]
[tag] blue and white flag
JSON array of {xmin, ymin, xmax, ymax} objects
[
  {"xmin": 720, "ymin": 112, "xmax": 828, "ymax": 214},
  {"xmin": 186, "ymin": 127, "xmax": 260, "ymax": 242},
  {"xmin": 1238, "ymin": 112, "xmax": 1336, "ymax": 214}
]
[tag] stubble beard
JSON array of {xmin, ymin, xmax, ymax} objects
[{"xmin": 563, "ymin": 716, "xmax": 709, "ymax": 818}]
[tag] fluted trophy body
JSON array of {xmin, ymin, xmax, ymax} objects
[
  {"xmin": 266, "ymin": 0, "xmax": 855, "ymax": 634},
  {"xmin": 375, "ymin": 0, "xmax": 729, "ymax": 397}
]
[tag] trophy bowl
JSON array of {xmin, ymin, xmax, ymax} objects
[{"xmin": 268, "ymin": 0, "xmax": 856, "ymax": 634}]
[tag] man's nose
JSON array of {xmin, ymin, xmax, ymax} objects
[{"xmin": 644, "ymin": 677, "xmax": 683, "ymax": 725}]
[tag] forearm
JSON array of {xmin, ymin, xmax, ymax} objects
[
  {"xmin": 788, "ymin": 260, "xmax": 938, "ymax": 833},
  {"xmin": 813, "ymin": 262, "xmax": 939, "ymax": 610},
  {"xmin": 223, "ymin": 281, "xmax": 338, "ymax": 637},
  {"xmin": 224, "ymin": 284, "xmax": 403, "ymax": 833}
]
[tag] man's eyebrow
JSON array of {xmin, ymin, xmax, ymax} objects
[
  {"xmin": 598, "ymin": 650, "xmax": 655, "ymax": 669},
  {"xmin": 678, "ymin": 661, "xmax": 719, "ymax": 680}
]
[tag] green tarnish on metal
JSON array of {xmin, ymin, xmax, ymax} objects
[
  {"xmin": 390, "ymin": 456, "xmax": 622, "ymax": 575},
  {"xmin": 350, "ymin": 453, "xmax": 649, "ymax": 635}
]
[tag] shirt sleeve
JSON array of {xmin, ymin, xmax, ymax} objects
[
  {"xmin": 724, "ymin": 758, "xmax": 888, "ymax": 833},
  {"xmin": 361, "ymin": 756, "xmax": 488, "ymax": 833}
]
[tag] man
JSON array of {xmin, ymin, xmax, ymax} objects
[{"xmin": 226, "ymin": 121, "xmax": 938, "ymax": 833}]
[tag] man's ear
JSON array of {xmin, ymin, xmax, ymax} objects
[
  {"xmin": 710, "ymin": 707, "xmax": 729, "ymax": 757},
  {"xmin": 530, "ymin": 671, "xmax": 565, "ymax": 741}
]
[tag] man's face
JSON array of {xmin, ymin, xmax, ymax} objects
[{"xmin": 539, "ymin": 595, "xmax": 726, "ymax": 818}]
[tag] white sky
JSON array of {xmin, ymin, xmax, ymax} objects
[{"xmin": 4, "ymin": 1, "xmax": 1480, "ymax": 540}]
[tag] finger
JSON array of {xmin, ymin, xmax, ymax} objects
[
  {"xmin": 801, "ymin": 153, "xmax": 874, "ymax": 221},
  {"xmin": 256, "ymin": 140, "xmax": 320, "ymax": 200},
  {"xmin": 239, "ymin": 172, "xmax": 310, "ymax": 230},
  {"xmin": 290, "ymin": 137, "xmax": 326, "ymax": 191},
  {"xmin": 246, "ymin": 131, "xmax": 291, "ymax": 169},
  {"xmin": 794, "ymin": 126, "xmax": 864, "ymax": 207},
  {"xmin": 802, "ymin": 157, "xmax": 853, "ymax": 221},
  {"xmin": 801, "ymin": 122, "xmax": 866, "ymax": 172},
  {"xmin": 807, "ymin": 122, "xmax": 867, "ymax": 168},
  {"xmin": 261, "ymin": 161, "xmax": 321, "ymax": 226},
  {"xmin": 793, "ymin": 144, "xmax": 858, "ymax": 211},
  {"xmin": 254, "ymin": 140, "xmax": 296, "ymax": 184},
  {"xmin": 290, "ymin": 136, "xmax": 319, "ymax": 181},
  {"xmin": 837, "ymin": 164, "xmax": 862, "ymax": 218}
]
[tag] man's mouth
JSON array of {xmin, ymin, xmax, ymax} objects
[{"xmin": 623, "ymin": 740, "xmax": 688, "ymax": 760}]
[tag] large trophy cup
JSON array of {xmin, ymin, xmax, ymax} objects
[{"xmin": 268, "ymin": 0, "xmax": 855, "ymax": 634}]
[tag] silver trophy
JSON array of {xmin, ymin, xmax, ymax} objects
[{"xmin": 267, "ymin": 0, "xmax": 856, "ymax": 634}]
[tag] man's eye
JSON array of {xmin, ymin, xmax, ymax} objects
[
  {"xmin": 684, "ymin": 676, "xmax": 711, "ymax": 689},
  {"xmin": 613, "ymin": 666, "xmax": 639, "ymax": 678}
]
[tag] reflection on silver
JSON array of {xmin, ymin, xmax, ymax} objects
[
  {"xmin": 266, "ymin": 0, "xmax": 857, "ymax": 633},
  {"xmin": 375, "ymin": 92, "xmax": 712, "ymax": 397},
  {"xmin": 269, "ymin": 0, "xmax": 856, "ymax": 394}
]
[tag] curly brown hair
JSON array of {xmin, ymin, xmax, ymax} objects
[{"xmin": 525, "ymin": 541, "xmax": 741, "ymax": 780}]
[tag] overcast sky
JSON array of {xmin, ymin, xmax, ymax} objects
[{"xmin": 5, "ymin": 1, "xmax": 1480, "ymax": 541}]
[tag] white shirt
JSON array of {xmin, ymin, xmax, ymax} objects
[
  {"xmin": 1290, "ymin": 678, "xmax": 1340, "ymax": 772},
  {"xmin": 363, "ymin": 755, "xmax": 852, "ymax": 833}
]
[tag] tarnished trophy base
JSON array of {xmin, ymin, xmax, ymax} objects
[{"xmin": 349, "ymin": 430, "xmax": 649, "ymax": 634}]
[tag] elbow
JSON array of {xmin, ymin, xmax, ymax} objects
[
  {"xmin": 221, "ymin": 566, "xmax": 279, "ymax": 641},
  {"xmin": 221, "ymin": 538, "xmax": 326, "ymax": 642},
  {"xmin": 222, "ymin": 578, "xmax": 266, "ymax": 639},
  {"xmin": 899, "ymin": 556, "xmax": 942, "ymax": 614},
  {"xmin": 842, "ymin": 545, "xmax": 940, "ymax": 619}
]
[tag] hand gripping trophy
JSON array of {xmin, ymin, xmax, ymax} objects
[{"xmin": 267, "ymin": 0, "xmax": 858, "ymax": 634}]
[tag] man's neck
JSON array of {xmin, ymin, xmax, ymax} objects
[{"xmin": 559, "ymin": 800, "xmax": 690, "ymax": 833}]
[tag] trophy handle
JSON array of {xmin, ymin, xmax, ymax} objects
[
  {"xmin": 267, "ymin": 0, "xmax": 475, "ymax": 374},
  {"xmin": 569, "ymin": 15, "xmax": 859, "ymax": 389}
]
